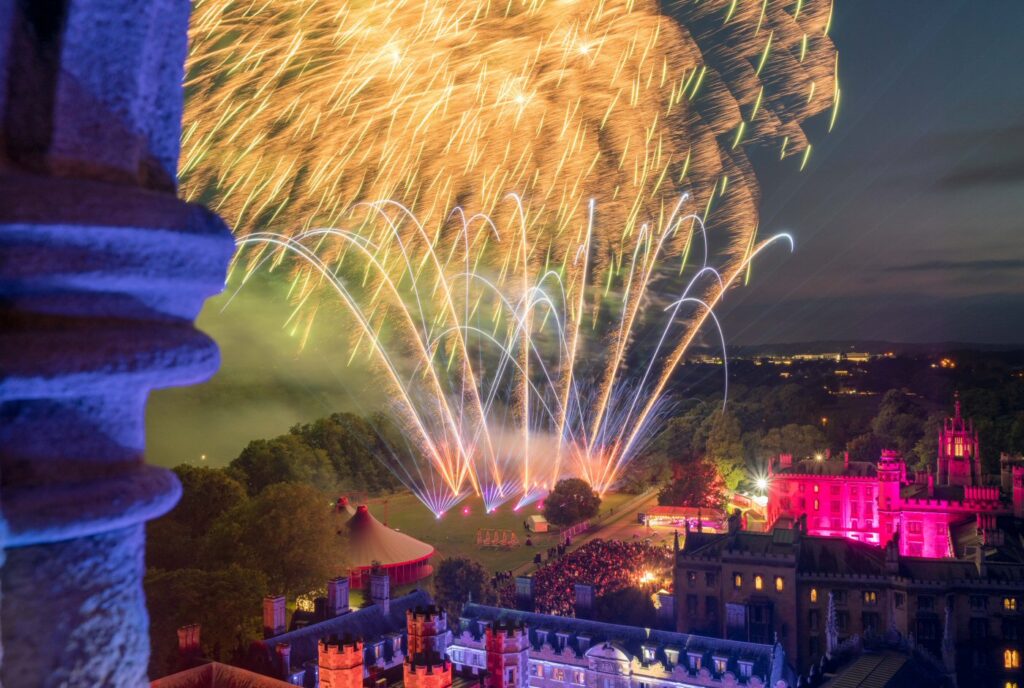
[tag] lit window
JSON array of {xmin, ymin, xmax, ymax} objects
[
  {"xmin": 755, "ymin": 575, "xmax": 763, "ymax": 591},
  {"xmin": 864, "ymin": 591, "xmax": 878, "ymax": 606},
  {"xmin": 810, "ymin": 588, "xmax": 818, "ymax": 603},
  {"xmin": 814, "ymin": 484, "xmax": 820, "ymax": 493},
  {"xmin": 775, "ymin": 576, "xmax": 785, "ymax": 592},
  {"xmin": 534, "ymin": 664, "xmax": 544, "ymax": 677},
  {"xmin": 1005, "ymin": 682, "xmax": 1019, "ymax": 688},
  {"xmin": 713, "ymin": 657, "xmax": 727, "ymax": 674},
  {"xmin": 733, "ymin": 573, "xmax": 742, "ymax": 589},
  {"xmin": 573, "ymin": 671, "xmax": 585, "ymax": 684},
  {"xmin": 553, "ymin": 669, "xmax": 566, "ymax": 681},
  {"xmin": 1005, "ymin": 648, "xmax": 1020, "ymax": 669},
  {"xmin": 688, "ymin": 653, "xmax": 702, "ymax": 671},
  {"xmin": 1006, "ymin": 598, "xmax": 1018, "ymax": 612},
  {"xmin": 814, "ymin": 499, "xmax": 820, "ymax": 510}
]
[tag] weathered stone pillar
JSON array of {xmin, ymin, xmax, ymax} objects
[{"xmin": 0, "ymin": 2, "xmax": 233, "ymax": 685}]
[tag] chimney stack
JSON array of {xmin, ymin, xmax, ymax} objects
[
  {"xmin": 514, "ymin": 576, "xmax": 535, "ymax": 612},
  {"xmin": 574, "ymin": 583, "xmax": 594, "ymax": 619},
  {"xmin": 328, "ymin": 576, "xmax": 351, "ymax": 618},
  {"xmin": 276, "ymin": 643, "xmax": 292, "ymax": 680},
  {"xmin": 177, "ymin": 623, "xmax": 201, "ymax": 665},
  {"xmin": 263, "ymin": 595, "xmax": 287, "ymax": 638},
  {"xmin": 370, "ymin": 568, "xmax": 391, "ymax": 615}
]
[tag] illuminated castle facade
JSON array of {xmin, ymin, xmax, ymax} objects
[
  {"xmin": 937, "ymin": 394, "xmax": 982, "ymax": 487},
  {"xmin": 766, "ymin": 397, "xmax": 1024, "ymax": 559},
  {"xmin": 226, "ymin": 569, "xmax": 792, "ymax": 688}
]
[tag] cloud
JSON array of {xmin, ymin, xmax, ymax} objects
[
  {"xmin": 937, "ymin": 156, "xmax": 1024, "ymax": 190},
  {"xmin": 882, "ymin": 258, "xmax": 1024, "ymax": 273}
]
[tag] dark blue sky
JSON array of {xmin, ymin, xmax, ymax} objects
[{"xmin": 717, "ymin": 0, "xmax": 1024, "ymax": 345}]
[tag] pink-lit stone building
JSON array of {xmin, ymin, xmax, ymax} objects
[{"xmin": 766, "ymin": 398, "xmax": 1024, "ymax": 559}]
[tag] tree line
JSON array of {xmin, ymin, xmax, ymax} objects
[{"xmin": 146, "ymin": 411, "xmax": 406, "ymax": 677}]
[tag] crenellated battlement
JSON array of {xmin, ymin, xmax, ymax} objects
[{"xmin": 404, "ymin": 653, "xmax": 453, "ymax": 688}]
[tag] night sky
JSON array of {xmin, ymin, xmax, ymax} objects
[
  {"xmin": 718, "ymin": 0, "xmax": 1024, "ymax": 345},
  {"xmin": 147, "ymin": 0, "xmax": 1024, "ymax": 467}
]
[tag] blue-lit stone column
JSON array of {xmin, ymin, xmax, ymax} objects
[{"xmin": 0, "ymin": 2, "xmax": 233, "ymax": 685}]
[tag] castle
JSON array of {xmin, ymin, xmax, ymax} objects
[
  {"xmin": 157, "ymin": 568, "xmax": 795, "ymax": 688},
  {"xmin": 765, "ymin": 396, "xmax": 1024, "ymax": 559}
]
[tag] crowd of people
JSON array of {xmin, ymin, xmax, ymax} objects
[{"xmin": 496, "ymin": 538, "xmax": 671, "ymax": 615}]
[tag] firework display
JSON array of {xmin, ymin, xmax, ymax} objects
[
  {"xmin": 233, "ymin": 196, "xmax": 792, "ymax": 515},
  {"xmin": 187, "ymin": 0, "xmax": 837, "ymax": 511},
  {"xmin": 183, "ymin": 0, "xmax": 837, "ymax": 270}
]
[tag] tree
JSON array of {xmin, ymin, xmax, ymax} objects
[
  {"xmin": 209, "ymin": 482, "xmax": 346, "ymax": 596},
  {"xmin": 146, "ymin": 565, "xmax": 268, "ymax": 679},
  {"xmin": 228, "ymin": 434, "xmax": 335, "ymax": 495},
  {"xmin": 148, "ymin": 466, "xmax": 248, "ymax": 570},
  {"xmin": 657, "ymin": 456, "xmax": 726, "ymax": 510},
  {"xmin": 870, "ymin": 389, "xmax": 926, "ymax": 454},
  {"xmin": 759, "ymin": 424, "xmax": 827, "ymax": 462},
  {"xmin": 290, "ymin": 412, "xmax": 402, "ymax": 494},
  {"xmin": 703, "ymin": 409, "xmax": 745, "ymax": 489},
  {"xmin": 432, "ymin": 557, "xmax": 496, "ymax": 617},
  {"xmin": 543, "ymin": 478, "xmax": 601, "ymax": 527}
]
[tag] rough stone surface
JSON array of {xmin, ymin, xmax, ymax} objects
[
  {"xmin": 2, "ymin": 526, "xmax": 150, "ymax": 687},
  {"xmin": 0, "ymin": 1, "xmax": 233, "ymax": 684}
]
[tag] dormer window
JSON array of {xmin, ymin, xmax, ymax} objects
[
  {"xmin": 687, "ymin": 652, "xmax": 702, "ymax": 671},
  {"xmin": 642, "ymin": 645, "xmax": 656, "ymax": 662},
  {"xmin": 665, "ymin": 649, "xmax": 679, "ymax": 666},
  {"xmin": 738, "ymin": 661, "xmax": 753, "ymax": 678},
  {"xmin": 712, "ymin": 656, "xmax": 727, "ymax": 674}
]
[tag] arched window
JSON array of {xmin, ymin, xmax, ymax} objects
[
  {"xmin": 810, "ymin": 588, "xmax": 818, "ymax": 603},
  {"xmin": 754, "ymin": 575, "xmax": 763, "ymax": 591}
]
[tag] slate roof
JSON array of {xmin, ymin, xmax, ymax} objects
[
  {"xmin": 779, "ymin": 460, "xmax": 877, "ymax": 478},
  {"xmin": 256, "ymin": 589, "xmax": 433, "ymax": 671},
  {"xmin": 457, "ymin": 603, "xmax": 794, "ymax": 687},
  {"xmin": 822, "ymin": 650, "xmax": 941, "ymax": 688},
  {"xmin": 682, "ymin": 530, "xmax": 799, "ymax": 559}
]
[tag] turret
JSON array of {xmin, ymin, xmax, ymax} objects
[
  {"xmin": 484, "ymin": 622, "xmax": 529, "ymax": 688},
  {"xmin": 319, "ymin": 635, "xmax": 365, "ymax": 688},
  {"xmin": 404, "ymin": 652, "xmax": 453, "ymax": 688},
  {"xmin": 407, "ymin": 606, "xmax": 448, "ymax": 656}
]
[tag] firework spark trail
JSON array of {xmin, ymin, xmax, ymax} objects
[
  {"xmin": 234, "ymin": 196, "xmax": 791, "ymax": 514},
  {"xmin": 187, "ymin": 0, "xmax": 838, "ymax": 512},
  {"xmin": 184, "ymin": 0, "xmax": 836, "ymax": 292}
]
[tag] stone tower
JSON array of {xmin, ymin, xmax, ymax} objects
[
  {"xmin": 484, "ymin": 622, "xmax": 530, "ymax": 688},
  {"xmin": 876, "ymin": 450, "xmax": 904, "ymax": 546},
  {"xmin": 407, "ymin": 605, "xmax": 449, "ymax": 656},
  {"xmin": 937, "ymin": 393, "xmax": 981, "ymax": 487},
  {"xmin": 0, "ymin": 2, "xmax": 234, "ymax": 684},
  {"xmin": 320, "ymin": 636, "xmax": 365, "ymax": 688}
]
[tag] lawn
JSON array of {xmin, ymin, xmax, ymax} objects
[{"xmin": 363, "ymin": 491, "xmax": 636, "ymax": 574}]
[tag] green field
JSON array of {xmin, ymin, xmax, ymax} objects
[{"xmin": 363, "ymin": 491, "xmax": 636, "ymax": 574}]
